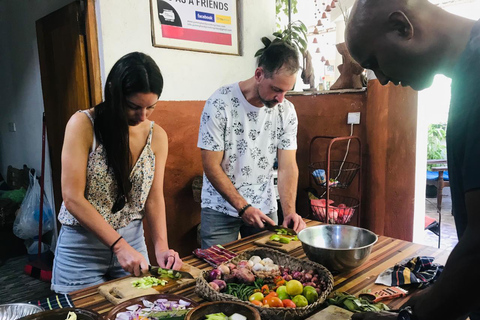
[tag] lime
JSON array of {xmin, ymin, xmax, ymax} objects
[
  {"xmin": 276, "ymin": 285, "xmax": 290, "ymax": 300},
  {"xmin": 249, "ymin": 292, "xmax": 264, "ymax": 302},
  {"xmin": 286, "ymin": 280, "xmax": 303, "ymax": 296},
  {"xmin": 302, "ymin": 286, "xmax": 319, "ymax": 304},
  {"xmin": 277, "ymin": 291, "xmax": 290, "ymax": 300},
  {"xmin": 292, "ymin": 295, "xmax": 308, "ymax": 307},
  {"xmin": 276, "ymin": 285, "xmax": 288, "ymax": 295}
]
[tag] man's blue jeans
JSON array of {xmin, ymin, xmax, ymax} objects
[{"xmin": 200, "ymin": 207, "xmax": 277, "ymax": 249}]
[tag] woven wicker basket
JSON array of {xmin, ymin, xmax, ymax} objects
[{"xmin": 195, "ymin": 248, "xmax": 334, "ymax": 320}]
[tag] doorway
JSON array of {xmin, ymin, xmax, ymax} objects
[{"xmin": 413, "ymin": 0, "xmax": 480, "ymax": 249}]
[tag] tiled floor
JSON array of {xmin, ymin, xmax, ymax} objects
[{"xmin": 418, "ymin": 188, "xmax": 458, "ymax": 251}]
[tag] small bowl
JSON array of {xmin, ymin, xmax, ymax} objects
[
  {"xmin": 298, "ymin": 225, "xmax": 378, "ymax": 273},
  {"xmin": 17, "ymin": 308, "xmax": 100, "ymax": 320},
  {"xmin": 185, "ymin": 301, "xmax": 261, "ymax": 320},
  {"xmin": 0, "ymin": 303, "xmax": 44, "ymax": 320}
]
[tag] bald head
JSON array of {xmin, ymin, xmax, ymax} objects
[
  {"xmin": 345, "ymin": 0, "xmax": 459, "ymax": 90},
  {"xmin": 346, "ymin": 0, "xmax": 434, "ymax": 63}
]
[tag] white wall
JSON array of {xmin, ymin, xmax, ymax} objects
[{"xmin": 96, "ymin": 0, "xmax": 276, "ymax": 101}]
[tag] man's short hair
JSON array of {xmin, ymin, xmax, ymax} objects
[{"xmin": 258, "ymin": 40, "xmax": 300, "ymax": 78}]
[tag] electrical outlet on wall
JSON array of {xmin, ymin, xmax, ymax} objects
[{"xmin": 347, "ymin": 112, "xmax": 361, "ymax": 125}]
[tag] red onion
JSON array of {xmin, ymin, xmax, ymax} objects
[{"xmin": 207, "ymin": 269, "xmax": 222, "ymax": 282}]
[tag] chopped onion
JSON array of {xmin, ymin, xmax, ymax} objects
[{"xmin": 178, "ymin": 299, "xmax": 191, "ymax": 306}]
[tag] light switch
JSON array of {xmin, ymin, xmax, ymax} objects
[
  {"xmin": 347, "ymin": 112, "xmax": 361, "ymax": 125},
  {"xmin": 8, "ymin": 122, "xmax": 16, "ymax": 132}
]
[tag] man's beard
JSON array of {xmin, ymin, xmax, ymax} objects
[{"xmin": 257, "ymin": 88, "xmax": 279, "ymax": 108}]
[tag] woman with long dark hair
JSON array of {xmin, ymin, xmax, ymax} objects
[{"xmin": 51, "ymin": 52, "xmax": 182, "ymax": 293}]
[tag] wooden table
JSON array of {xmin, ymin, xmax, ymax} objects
[{"xmin": 70, "ymin": 220, "xmax": 450, "ymax": 315}]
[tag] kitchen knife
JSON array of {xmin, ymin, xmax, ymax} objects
[
  {"xmin": 264, "ymin": 224, "xmax": 297, "ymax": 236},
  {"xmin": 148, "ymin": 266, "xmax": 194, "ymax": 279}
]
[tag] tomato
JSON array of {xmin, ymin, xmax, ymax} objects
[
  {"xmin": 265, "ymin": 296, "xmax": 284, "ymax": 308},
  {"xmin": 282, "ymin": 299, "xmax": 296, "ymax": 308},
  {"xmin": 266, "ymin": 291, "xmax": 278, "ymax": 298},
  {"xmin": 250, "ymin": 300, "xmax": 263, "ymax": 306},
  {"xmin": 249, "ymin": 292, "xmax": 264, "ymax": 302}
]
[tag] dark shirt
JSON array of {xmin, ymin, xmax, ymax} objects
[{"xmin": 447, "ymin": 19, "xmax": 480, "ymax": 239}]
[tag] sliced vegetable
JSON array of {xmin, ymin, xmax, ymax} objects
[
  {"xmin": 131, "ymin": 276, "xmax": 168, "ymax": 289},
  {"xmin": 156, "ymin": 267, "xmax": 182, "ymax": 279},
  {"xmin": 279, "ymin": 237, "xmax": 291, "ymax": 244},
  {"xmin": 269, "ymin": 234, "xmax": 281, "ymax": 241},
  {"xmin": 115, "ymin": 298, "xmax": 193, "ymax": 320},
  {"xmin": 229, "ymin": 313, "xmax": 247, "ymax": 320},
  {"xmin": 205, "ymin": 313, "xmax": 228, "ymax": 320},
  {"xmin": 65, "ymin": 312, "xmax": 77, "ymax": 320}
]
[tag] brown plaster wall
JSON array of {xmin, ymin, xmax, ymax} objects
[
  {"xmin": 146, "ymin": 100, "xmax": 205, "ymax": 259},
  {"xmin": 287, "ymin": 92, "xmax": 367, "ymax": 222},
  {"xmin": 363, "ymin": 80, "xmax": 418, "ymax": 241},
  {"xmin": 145, "ymin": 83, "xmax": 418, "ymax": 260}
]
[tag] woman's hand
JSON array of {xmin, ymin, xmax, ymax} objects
[
  {"xmin": 156, "ymin": 249, "xmax": 183, "ymax": 270},
  {"xmin": 113, "ymin": 238, "xmax": 149, "ymax": 276}
]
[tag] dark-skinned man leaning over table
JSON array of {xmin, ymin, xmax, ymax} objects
[{"xmin": 345, "ymin": 0, "xmax": 480, "ymax": 320}]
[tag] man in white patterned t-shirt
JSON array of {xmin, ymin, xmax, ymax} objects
[{"xmin": 197, "ymin": 41, "xmax": 307, "ymax": 248}]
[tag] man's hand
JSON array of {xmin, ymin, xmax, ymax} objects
[
  {"xmin": 351, "ymin": 311, "xmax": 398, "ymax": 319},
  {"xmin": 156, "ymin": 249, "xmax": 183, "ymax": 270},
  {"xmin": 241, "ymin": 206, "xmax": 276, "ymax": 229},
  {"xmin": 282, "ymin": 213, "xmax": 306, "ymax": 233}
]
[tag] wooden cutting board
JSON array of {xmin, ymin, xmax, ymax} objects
[
  {"xmin": 306, "ymin": 305, "xmax": 353, "ymax": 320},
  {"xmin": 253, "ymin": 233, "xmax": 302, "ymax": 253},
  {"xmin": 98, "ymin": 263, "xmax": 202, "ymax": 305}
]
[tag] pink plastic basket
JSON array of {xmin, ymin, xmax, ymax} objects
[{"xmin": 310, "ymin": 195, "xmax": 359, "ymax": 224}]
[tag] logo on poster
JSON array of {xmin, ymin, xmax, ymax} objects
[{"xmin": 196, "ymin": 11, "xmax": 215, "ymax": 22}]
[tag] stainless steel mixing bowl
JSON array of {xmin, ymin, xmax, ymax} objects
[
  {"xmin": 0, "ymin": 303, "xmax": 44, "ymax": 320},
  {"xmin": 298, "ymin": 225, "xmax": 378, "ymax": 273}
]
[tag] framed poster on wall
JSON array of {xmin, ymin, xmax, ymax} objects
[{"xmin": 150, "ymin": 0, "xmax": 239, "ymax": 55}]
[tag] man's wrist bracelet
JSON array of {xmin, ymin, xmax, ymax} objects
[
  {"xmin": 110, "ymin": 235, "xmax": 123, "ymax": 252},
  {"xmin": 238, "ymin": 204, "xmax": 252, "ymax": 217}
]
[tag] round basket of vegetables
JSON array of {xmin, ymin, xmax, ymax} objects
[{"xmin": 195, "ymin": 248, "xmax": 334, "ymax": 320}]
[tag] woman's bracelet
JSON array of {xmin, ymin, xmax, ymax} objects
[
  {"xmin": 110, "ymin": 235, "xmax": 123, "ymax": 252},
  {"xmin": 238, "ymin": 204, "xmax": 252, "ymax": 217}
]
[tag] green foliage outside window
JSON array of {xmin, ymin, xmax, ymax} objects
[
  {"xmin": 276, "ymin": 0, "xmax": 298, "ymax": 29},
  {"xmin": 427, "ymin": 123, "xmax": 447, "ymax": 171}
]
